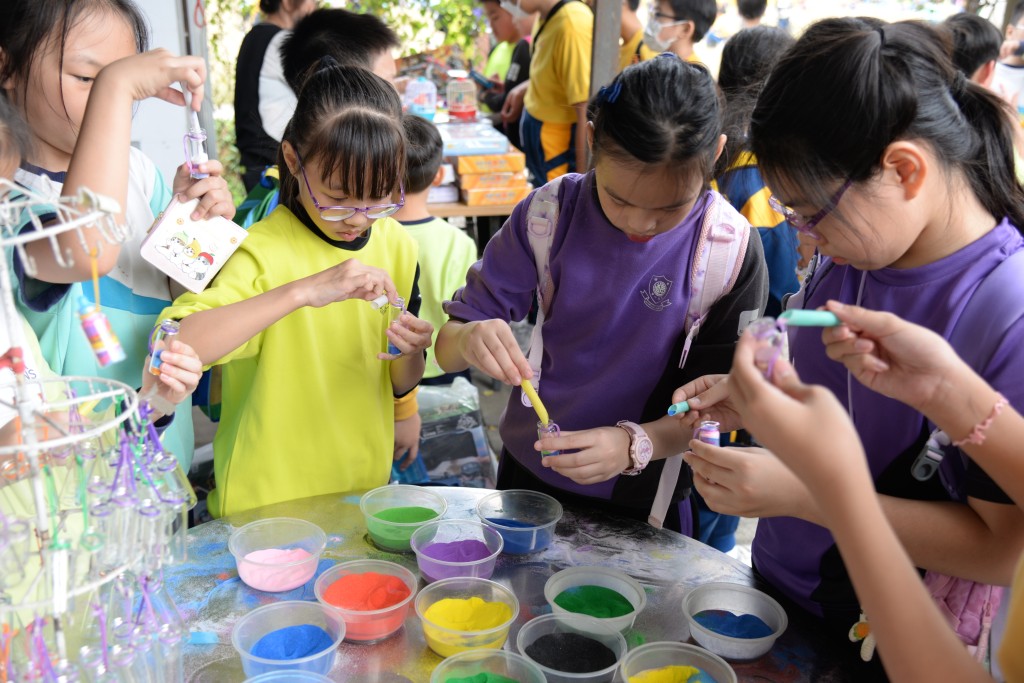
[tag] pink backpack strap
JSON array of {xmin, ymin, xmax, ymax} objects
[
  {"xmin": 521, "ymin": 177, "xmax": 564, "ymax": 406},
  {"xmin": 651, "ymin": 192, "xmax": 751, "ymax": 529}
]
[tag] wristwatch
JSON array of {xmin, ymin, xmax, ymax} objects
[{"xmin": 616, "ymin": 420, "xmax": 653, "ymax": 476}]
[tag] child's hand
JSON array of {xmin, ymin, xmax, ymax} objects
[
  {"xmin": 302, "ymin": 258, "xmax": 398, "ymax": 308},
  {"xmin": 536, "ymin": 427, "xmax": 631, "ymax": 485},
  {"xmin": 501, "ymin": 81, "xmax": 528, "ymax": 126},
  {"xmin": 457, "ymin": 319, "xmax": 531, "ymax": 385},
  {"xmin": 671, "ymin": 375, "xmax": 743, "ymax": 433},
  {"xmin": 821, "ymin": 301, "xmax": 965, "ymax": 415},
  {"xmin": 394, "ymin": 412, "xmax": 422, "ymax": 471},
  {"xmin": 172, "ymin": 160, "xmax": 237, "ymax": 221},
  {"xmin": 722, "ymin": 326, "xmax": 873, "ymax": 509},
  {"xmin": 140, "ymin": 340, "xmax": 203, "ymax": 418},
  {"xmin": 97, "ymin": 49, "xmax": 207, "ymax": 110},
  {"xmin": 379, "ymin": 312, "xmax": 434, "ymax": 361}
]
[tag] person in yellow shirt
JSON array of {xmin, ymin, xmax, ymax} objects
[
  {"xmin": 500, "ymin": 0, "xmax": 593, "ymax": 183},
  {"xmin": 618, "ymin": 0, "xmax": 656, "ymax": 72},
  {"xmin": 643, "ymin": 0, "xmax": 718, "ymax": 63}
]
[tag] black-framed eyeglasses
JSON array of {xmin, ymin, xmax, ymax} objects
[
  {"xmin": 296, "ymin": 150, "xmax": 405, "ymax": 222},
  {"xmin": 769, "ymin": 179, "xmax": 852, "ymax": 235}
]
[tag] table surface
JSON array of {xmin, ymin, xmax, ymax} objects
[
  {"xmin": 169, "ymin": 488, "xmax": 852, "ymax": 683},
  {"xmin": 426, "ymin": 202, "xmax": 517, "ymax": 218}
]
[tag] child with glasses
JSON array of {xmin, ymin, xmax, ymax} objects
[
  {"xmin": 161, "ymin": 64, "xmax": 433, "ymax": 518},
  {"xmin": 642, "ymin": 0, "xmax": 717, "ymax": 62},
  {"xmin": 673, "ymin": 19, "xmax": 1024, "ymax": 675},
  {"xmin": 436, "ymin": 55, "xmax": 769, "ymax": 536}
]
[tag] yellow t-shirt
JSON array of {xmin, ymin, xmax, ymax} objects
[
  {"xmin": 160, "ymin": 206, "xmax": 418, "ymax": 517},
  {"xmin": 999, "ymin": 553, "xmax": 1024, "ymax": 680},
  {"xmin": 618, "ymin": 32, "xmax": 659, "ymax": 72},
  {"xmin": 524, "ymin": 1, "xmax": 593, "ymax": 125}
]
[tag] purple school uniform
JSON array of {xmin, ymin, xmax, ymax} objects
[
  {"xmin": 754, "ymin": 219, "xmax": 1024, "ymax": 619},
  {"xmin": 445, "ymin": 172, "xmax": 767, "ymax": 522}
]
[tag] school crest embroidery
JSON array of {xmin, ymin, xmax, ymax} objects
[{"xmin": 642, "ymin": 275, "xmax": 673, "ymax": 311}]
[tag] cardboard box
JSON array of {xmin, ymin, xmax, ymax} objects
[
  {"xmin": 427, "ymin": 184, "xmax": 460, "ymax": 204},
  {"xmin": 461, "ymin": 186, "xmax": 531, "ymax": 206},
  {"xmin": 459, "ymin": 171, "xmax": 528, "ymax": 190},
  {"xmin": 437, "ymin": 121, "xmax": 510, "ymax": 156},
  {"xmin": 455, "ymin": 152, "xmax": 527, "ymax": 175}
]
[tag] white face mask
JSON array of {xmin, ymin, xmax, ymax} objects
[
  {"xmin": 643, "ymin": 8, "xmax": 686, "ymax": 53},
  {"xmin": 500, "ymin": 0, "xmax": 530, "ymax": 20}
]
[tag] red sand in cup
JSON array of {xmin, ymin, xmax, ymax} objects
[{"xmin": 322, "ymin": 571, "xmax": 413, "ymax": 641}]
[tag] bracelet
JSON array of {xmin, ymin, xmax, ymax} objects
[{"xmin": 952, "ymin": 393, "xmax": 1008, "ymax": 448}]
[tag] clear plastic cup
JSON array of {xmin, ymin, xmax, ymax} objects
[
  {"xmin": 475, "ymin": 489, "xmax": 562, "ymax": 554},
  {"xmin": 228, "ymin": 518, "xmax": 326, "ymax": 592},
  {"xmin": 360, "ymin": 485, "xmax": 448, "ymax": 552},
  {"xmin": 516, "ymin": 613, "xmax": 627, "ymax": 683},
  {"xmin": 430, "ymin": 649, "xmax": 546, "ymax": 683},
  {"xmin": 619, "ymin": 642, "xmax": 737, "ymax": 683},
  {"xmin": 414, "ymin": 576, "xmax": 519, "ymax": 657},
  {"xmin": 313, "ymin": 559, "xmax": 418, "ymax": 643},
  {"xmin": 244, "ymin": 672, "xmax": 334, "ymax": 682},
  {"xmin": 411, "ymin": 519, "xmax": 503, "ymax": 583},
  {"xmin": 544, "ymin": 566, "xmax": 647, "ymax": 632},
  {"xmin": 231, "ymin": 601, "xmax": 344, "ymax": 678},
  {"xmin": 682, "ymin": 582, "xmax": 788, "ymax": 661}
]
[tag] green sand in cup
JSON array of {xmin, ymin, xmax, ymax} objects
[
  {"xmin": 554, "ymin": 585, "xmax": 634, "ymax": 619},
  {"xmin": 367, "ymin": 505, "xmax": 440, "ymax": 549}
]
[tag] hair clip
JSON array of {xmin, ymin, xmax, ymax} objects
[
  {"xmin": 656, "ymin": 51, "xmax": 682, "ymax": 61},
  {"xmin": 598, "ymin": 81, "xmax": 622, "ymax": 104}
]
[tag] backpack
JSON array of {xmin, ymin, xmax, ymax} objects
[
  {"xmin": 915, "ymin": 248, "xmax": 1024, "ymax": 661},
  {"xmin": 523, "ymin": 176, "xmax": 751, "ymax": 528}
]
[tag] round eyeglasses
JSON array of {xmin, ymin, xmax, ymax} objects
[
  {"xmin": 769, "ymin": 179, "xmax": 852, "ymax": 235},
  {"xmin": 296, "ymin": 151, "xmax": 405, "ymax": 222}
]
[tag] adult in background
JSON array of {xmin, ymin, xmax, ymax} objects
[
  {"xmin": 478, "ymin": 0, "xmax": 533, "ymax": 150},
  {"xmin": 234, "ymin": 0, "xmax": 316, "ymax": 192}
]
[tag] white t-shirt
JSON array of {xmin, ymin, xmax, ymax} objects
[
  {"xmin": 258, "ymin": 30, "xmax": 297, "ymax": 143},
  {"xmin": 992, "ymin": 61, "xmax": 1024, "ymax": 118}
]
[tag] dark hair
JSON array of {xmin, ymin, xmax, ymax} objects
[
  {"xmin": 665, "ymin": 0, "xmax": 718, "ymax": 43},
  {"xmin": 737, "ymin": 0, "xmax": 767, "ymax": 21},
  {"xmin": 401, "ymin": 114, "xmax": 443, "ymax": 194},
  {"xmin": 626, "ymin": 0, "xmax": 640, "ymax": 12},
  {"xmin": 0, "ymin": 96, "xmax": 31, "ymax": 166},
  {"xmin": 590, "ymin": 55, "xmax": 722, "ymax": 187},
  {"xmin": 282, "ymin": 8, "xmax": 400, "ymax": 93},
  {"xmin": 716, "ymin": 26, "xmax": 794, "ymax": 177},
  {"xmin": 1, "ymin": 0, "xmax": 148, "ymax": 108},
  {"xmin": 940, "ymin": 13, "xmax": 1001, "ymax": 78},
  {"xmin": 750, "ymin": 18, "xmax": 1024, "ymax": 232},
  {"xmin": 259, "ymin": 0, "xmax": 282, "ymax": 13},
  {"xmin": 279, "ymin": 64, "xmax": 405, "ymax": 214}
]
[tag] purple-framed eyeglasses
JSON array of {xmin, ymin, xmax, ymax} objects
[
  {"xmin": 296, "ymin": 151, "xmax": 405, "ymax": 221},
  {"xmin": 769, "ymin": 179, "xmax": 852, "ymax": 235}
]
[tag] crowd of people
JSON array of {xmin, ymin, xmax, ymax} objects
[{"xmin": 3, "ymin": 0, "xmax": 1024, "ymax": 680}]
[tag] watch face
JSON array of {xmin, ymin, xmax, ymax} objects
[{"xmin": 636, "ymin": 438, "xmax": 654, "ymax": 465}]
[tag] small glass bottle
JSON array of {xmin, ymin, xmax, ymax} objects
[
  {"xmin": 537, "ymin": 421, "xmax": 561, "ymax": 457},
  {"xmin": 386, "ymin": 296, "xmax": 406, "ymax": 356},
  {"xmin": 695, "ymin": 420, "xmax": 721, "ymax": 447},
  {"xmin": 77, "ymin": 297, "xmax": 125, "ymax": 367},
  {"xmin": 147, "ymin": 320, "xmax": 180, "ymax": 376}
]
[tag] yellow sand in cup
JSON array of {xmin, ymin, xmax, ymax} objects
[
  {"xmin": 421, "ymin": 596, "xmax": 514, "ymax": 657},
  {"xmin": 628, "ymin": 665, "xmax": 704, "ymax": 683}
]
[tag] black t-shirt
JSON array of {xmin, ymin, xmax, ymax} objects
[{"xmin": 234, "ymin": 23, "xmax": 284, "ymax": 191}]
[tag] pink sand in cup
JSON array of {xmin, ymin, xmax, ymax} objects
[{"xmin": 238, "ymin": 548, "xmax": 316, "ymax": 592}]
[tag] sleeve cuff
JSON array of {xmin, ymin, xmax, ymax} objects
[{"xmin": 394, "ymin": 386, "xmax": 419, "ymax": 420}]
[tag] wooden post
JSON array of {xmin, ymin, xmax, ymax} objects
[{"xmin": 591, "ymin": 0, "xmax": 622, "ymax": 97}]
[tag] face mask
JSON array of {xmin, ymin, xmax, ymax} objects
[
  {"xmin": 643, "ymin": 19, "xmax": 684, "ymax": 53},
  {"xmin": 500, "ymin": 0, "xmax": 530, "ymax": 20}
]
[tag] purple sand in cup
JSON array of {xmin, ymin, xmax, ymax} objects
[
  {"xmin": 484, "ymin": 517, "xmax": 548, "ymax": 553},
  {"xmin": 250, "ymin": 624, "xmax": 335, "ymax": 660},
  {"xmin": 692, "ymin": 609, "xmax": 773, "ymax": 639},
  {"xmin": 420, "ymin": 539, "xmax": 493, "ymax": 580}
]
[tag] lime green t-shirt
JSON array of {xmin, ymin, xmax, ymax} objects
[{"xmin": 160, "ymin": 207, "xmax": 418, "ymax": 517}]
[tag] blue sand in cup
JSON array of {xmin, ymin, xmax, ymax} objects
[
  {"xmin": 485, "ymin": 517, "xmax": 550, "ymax": 553},
  {"xmin": 692, "ymin": 609, "xmax": 773, "ymax": 639},
  {"xmin": 250, "ymin": 624, "xmax": 335, "ymax": 660}
]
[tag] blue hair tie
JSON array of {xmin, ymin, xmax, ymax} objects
[
  {"xmin": 599, "ymin": 81, "xmax": 622, "ymax": 104},
  {"xmin": 657, "ymin": 51, "xmax": 682, "ymax": 60}
]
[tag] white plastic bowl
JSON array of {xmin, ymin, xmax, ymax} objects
[
  {"xmin": 544, "ymin": 566, "xmax": 646, "ymax": 632},
  {"xmin": 682, "ymin": 582, "xmax": 787, "ymax": 661},
  {"xmin": 619, "ymin": 641, "xmax": 737, "ymax": 683}
]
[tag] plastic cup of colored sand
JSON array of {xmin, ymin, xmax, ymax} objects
[
  {"xmin": 475, "ymin": 489, "xmax": 562, "ymax": 554},
  {"xmin": 414, "ymin": 576, "xmax": 520, "ymax": 657},
  {"xmin": 360, "ymin": 485, "xmax": 448, "ymax": 552},
  {"xmin": 244, "ymin": 672, "xmax": 335, "ymax": 682},
  {"xmin": 411, "ymin": 519, "xmax": 504, "ymax": 583},
  {"xmin": 544, "ymin": 566, "xmax": 647, "ymax": 632},
  {"xmin": 228, "ymin": 517, "xmax": 326, "ymax": 592},
  {"xmin": 516, "ymin": 613, "xmax": 627, "ymax": 683},
  {"xmin": 682, "ymin": 583, "xmax": 787, "ymax": 661},
  {"xmin": 619, "ymin": 642, "xmax": 737, "ymax": 683},
  {"xmin": 313, "ymin": 559, "xmax": 418, "ymax": 643},
  {"xmin": 231, "ymin": 600, "xmax": 344, "ymax": 678},
  {"xmin": 430, "ymin": 649, "xmax": 547, "ymax": 683}
]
